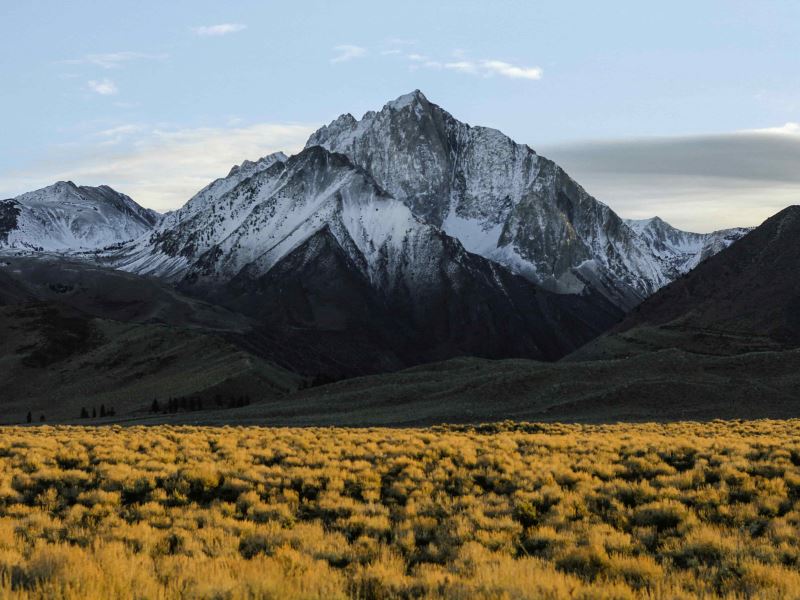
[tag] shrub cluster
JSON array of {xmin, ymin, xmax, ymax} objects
[{"xmin": 0, "ymin": 420, "xmax": 799, "ymax": 598}]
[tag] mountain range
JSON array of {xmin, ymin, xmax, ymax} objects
[
  {"xmin": 1, "ymin": 90, "xmax": 793, "ymax": 425},
  {"xmin": 104, "ymin": 143, "xmax": 621, "ymax": 375}
]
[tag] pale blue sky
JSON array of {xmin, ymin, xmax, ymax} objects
[{"xmin": 1, "ymin": 0, "xmax": 798, "ymax": 230}]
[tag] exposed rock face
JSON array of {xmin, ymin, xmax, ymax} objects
[{"xmin": 307, "ymin": 90, "xmax": 747, "ymax": 310}]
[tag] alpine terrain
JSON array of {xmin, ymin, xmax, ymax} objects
[
  {"xmin": 108, "ymin": 146, "xmax": 621, "ymax": 376},
  {"xmin": 0, "ymin": 181, "xmax": 159, "ymax": 251},
  {"xmin": 625, "ymin": 217, "xmax": 751, "ymax": 281},
  {"xmin": 308, "ymin": 90, "xmax": 750, "ymax": 309}
]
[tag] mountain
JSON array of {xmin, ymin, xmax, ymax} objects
[
  {"xmin": 0, "ymin": 181, "xmax": 159, "ymax": 252},
  {"xmin": 625, "ymin": 216, "xmax": 751, "ymax": 279},
  {"xmin": 189, "ymin": 207, "xmax": 800, "ymax": 426},
  {"xmin": 571, "ymin": 206, "xmax": 800, "ymax": 360},
  {"xmin": 307, "ymin": 90, "xmax": 747, "ymax": 309},
  {"xmin": 0, "ymin": 253, "xmax": 301, "ymax": 423},
  {"xmin": 108, "ymin": 145, "xmax": 622, "ymax": 376}
]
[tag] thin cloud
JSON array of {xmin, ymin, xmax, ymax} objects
[
  {"xmin": 192, "ymin": 23, "xmax": 247, "ymax": 37},
  {"xmin": 480, "ymin": 60, "xmax": 543, "ymax": 80},
  {"xmin": 543, "ymin": 132, "xmax": 800, "ymax": 184},
  {"xmin": 342, "ymin": 44, "xmax": 543, "ymax": 80},
  {"xmin": 379, "ymin": 39, "xmax": 417, "ymax": 57},
  {"xmin": 97, "ymin": 125, "xmax": 140, "ymax": 136},
  {"xmin": 94, "ymin": 125, "xmax": 142, "ymax": 145},
  {"xmin": 745, "ymin": 122, "xmax": 800, "ymax": 135},
  {"xmin": 331, "ymin": 45, "xmax": 367, "ymax": 64},
  {"xmin": 443, "ymin": 61, "xmax": 477, "ymax": 74},
  {"xmin": 0, "ymin": 122, "xmax": 318, "ymax": 212},
  {"xmin": 541, "ymin": 128, "xmax": 800, "ymax": 231},
  {"xmin": 402, "ymin": 52, "xmax": 543, "ymax": 80},
  {"xmin": 88, "ymin": 79, "xmax": 118, "ymax": 95},
  {"xmin": 61, "ymin": 52, "xmax": 167, "ymax": 69}
]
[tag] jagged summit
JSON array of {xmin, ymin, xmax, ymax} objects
[
  {"xmin": 9, "ymin": 91, "xmax": 750, "ymax": 315},
  {"xmin": 307, "ymin": 90, "xmax": 750, "ymax": 309},
  {"xmin": 624, "ymin": 216, "xmax": 752, "ymax": 277},
  {"xmin": 626, "ymin": 216, "xmax": 666, "ymax": 230},
  {"xmin": 227, "ymin": 152, "xmax": 288, "ymax": 178},
  {"xmin": 385, "ymin": 89, "xmax": 428, "ymax": 110},
  {"xmin": 153, "ymin": 151, "xmax": 290, "ymax": 238},
  {"xmin": 308, "ymin": 91, "xmax": 653, "ymax": 308}
]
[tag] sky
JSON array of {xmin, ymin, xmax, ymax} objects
[{"xmin": 1, "ymin": 0, "xmax": 798, "ymax": 232}]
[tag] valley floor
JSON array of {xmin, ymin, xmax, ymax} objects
[{"xmin": 1, "ymin": 421, "xmax": 800, "ymax": 598}]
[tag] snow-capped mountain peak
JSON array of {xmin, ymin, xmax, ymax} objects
[
  {"xmin": 387, "ymin": 89, "xmax": 425, "ymax": 107},
  {"xmin": 107, "ymin": 143, "xmax": 620, "ymax": 368},
  {"xmin": 306, "ymin": 90, "xmax": 750, "ymax": 309},
  {"xmin": 154, "ymin": 151, "xmax": 289, "ymax": 235},
  {"xmin": 625, "ymin": 216, "xmax": 752, "ymax": 276},
  {"xmin": 307, "ymin": 91, "xmax": 655, "ymax": 308},
  {"xmin": 0, "ymin": 182, "xmax": 158, "ymax": 252}
]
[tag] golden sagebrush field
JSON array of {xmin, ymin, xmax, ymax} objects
[{"xmin": 1, "ymin": 421, "xmax": 800, "ymax": 599}]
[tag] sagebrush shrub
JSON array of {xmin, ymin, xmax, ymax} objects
[{"xmin": 0, "ymin": 421, "xmax": 797, "ymax": 598}]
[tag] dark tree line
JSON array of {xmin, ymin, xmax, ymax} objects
[
  {"xmin": 148, "ymin": 394, "xmax": 251, "ymax": 414},
  {"xmin": 78, "ymin": 404, "xmax": 116, "ymax": 419},
  {"xmin": 64, "ymin": 395, "xmax": 255, "ymax": 421},
  {"xmin": 25, "ymin": 412, "xmax": 46, "ymax": 424}
]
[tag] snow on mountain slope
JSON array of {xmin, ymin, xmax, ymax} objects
[
  {"xmin": 107, "ymin": 152, "xmax": 288, "ymax": 278},
  {"xmin": 108, "ymin": 145, "xmax": 622, "ymax": 367},
  {"xmin": 625, "ymin": 217, "xmax": 751, "ymax": 276},
  {"xmin": 114, "ymin": 146, "xmax": 525, "ymax": 288},
  {"xmin": 306, "ymin": 90, "xmax": 743, "ymax": 310},
  {"xmin": 0, "ymin": 181, "xmax": 158, "ymax": 252},
  {"xmin": 157, "ymin": 152, "xmax": 288, "ymax": 231}
]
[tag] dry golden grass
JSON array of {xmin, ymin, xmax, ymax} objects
[{"xmin": 1, "ymin": 420, "xmax": 800, "ymax": 598}]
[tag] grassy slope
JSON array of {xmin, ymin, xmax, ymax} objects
[
  {"xmin": 0, "ymin": 254, "xmax": 304, "ymax": 424},
  {"xmin": 0, "ymin": 303, "xmax": 300, "ymax": 424},
  {"xmin": 111, "ymin": 348, "xmax": 800, "ymax": 426}
]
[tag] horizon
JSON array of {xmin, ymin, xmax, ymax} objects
[{"xmin": 2, "ymin": 1, "xmax": 799, "ymax": 232}]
